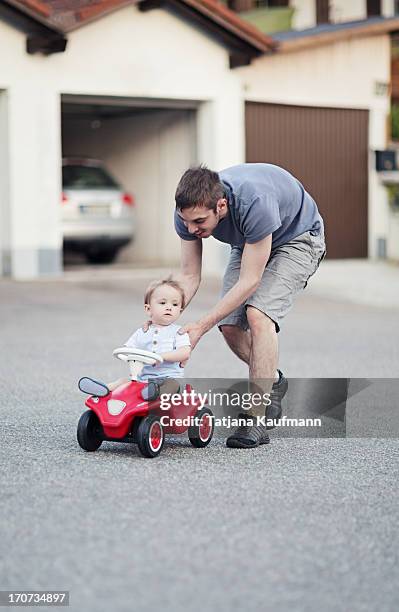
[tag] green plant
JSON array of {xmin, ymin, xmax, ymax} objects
[
  {"xmin": 391, "ymin": 104, "xmax": 399, "ymax": 141},
  {"xmin": 240, "ymin": 6, "xmax": 294, "ymax": 33}
]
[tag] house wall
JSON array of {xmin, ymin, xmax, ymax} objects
[
  {"xmin": 0, "ymin": 23, "xmax": 63, "ymax": 279},
  {"xmin": 387, "ymin": 211, "xmax": 399, "ymax": 258},
  {"xmin": 0, "ymin": 5, "xmax": 244, "ymax": 278},
  {"xmin": 291, "ymin": 0, "xmax": 397, "ymax": 29},
  {"xmin": 329, "ymin": 0, "xmax": 365, "ymax": 23},
  {"xmin": 238, "ymin": 34, "xmax": 392, "ymax": 259},
  {"xmin": 0, "ymin": 90, "xmax": 10, "ymax": 277},
  {"xmin": 382, "ymin": 0, "xmax": 397, "ymax": 17},
  {"xmin": 291, "ymin": 0, "xmax": 316, "ymax": 30}
]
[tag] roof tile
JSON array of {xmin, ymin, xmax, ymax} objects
[{"xmin": 11, "ymin": 0, "xmax": 275, "ymax": 53}]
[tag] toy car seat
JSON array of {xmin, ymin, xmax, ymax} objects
[{"xmin": 141, "ymin": 379, "xmax": 181, "ymax": 401}]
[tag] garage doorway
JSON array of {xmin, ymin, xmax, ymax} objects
[
  {"xmin": 61, "ymin": 95, "xmax": 198, "ymax": 266},
  {"xmin": 245, "ymin": 102, "xmax": 369, "ymax": 258}
]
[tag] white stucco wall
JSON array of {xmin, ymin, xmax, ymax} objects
[
  {"xmin": 382, "ymin": 0, "xmax": 396, "ymax": 17},
  {"xmin": 238, "ymin": 34, "xmax": 392, "ymax": 258},
  {"xmin": 0, "ymin": 90, "xmax": 10, "ymax": 276},
  {"xmin": 0, "ymin": 5, "xmax": 244, "ymax": 278},
  {"xmin": 291, "ymin": 0, "xmax": 368, "ymax": 30},
  {"xmin": 0, "ymin": 24, "xmax": 63, "ymax": 278},
  {"xmin": 291, "ymin": 0, "xmax": 397, "ymax": 29},
  {"xmin": 330, "ymin": 0, "xmax": 365, "ymax": 23},
  {"xmin": 387, "ymin": 210, "xmax": 399, "ymax": 258},
  {"xmin": 291, "ymin": 0, "xmax": 316, "ymax": 30}
]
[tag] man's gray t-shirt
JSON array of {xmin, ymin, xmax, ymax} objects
[{"xmin": 174, "ymin": 163, "xmax": 324, "ymax": 249}]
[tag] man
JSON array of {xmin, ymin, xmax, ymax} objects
[{"xmin": 173, "ymin": 163, "xmax": 326, "ymax": 449}]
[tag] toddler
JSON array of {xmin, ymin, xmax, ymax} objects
[{"xmin": 108, "ymin": 277, "xmax": 191, "ymax": 396}]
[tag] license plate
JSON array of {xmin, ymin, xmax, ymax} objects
[{"xmin": 79, "ymin": 204, "xmax": 111, "ymax": 216}]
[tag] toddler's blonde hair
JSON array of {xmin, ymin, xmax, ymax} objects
[{"xmin": 144, "ymin": 277, "xmax": 185, "ymax": 309}]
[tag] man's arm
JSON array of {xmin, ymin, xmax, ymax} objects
[
  {"xmin": 174, "ymin": 238, "xmax": 203, "ymax": 309},
  {"xmin": 198, "ymin": 235, "xmax": 272, "ymax": 332},
  {"xmin": 179, "ymin": 236, "xmax": 272, "ymax": 348}
]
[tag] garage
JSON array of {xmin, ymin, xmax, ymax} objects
[
  {"xmin": 1, "ymin": 0, "xmax": 272, "ymax": 279},
  {"xmin": 245, "ymin": 102, "xmax": 369, "ymax": 259},
  {"xmin": 61, "ymin": 94, "xmax": 198, "ymax": 266}
]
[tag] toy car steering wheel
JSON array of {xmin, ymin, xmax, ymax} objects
[{"xmin": 113, "ymin": 347, "xmax": 163, "ymax": 381}]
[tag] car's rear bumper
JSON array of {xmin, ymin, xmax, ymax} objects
[
  {"xmin": 62, "ymin": 219, "xmax": 134, "ymax": 249},
  {"xmin": 64, "ymin": 236, "xmax": 132, "ymax": 251},
  {"xmin": 62, "ymin": 219, "xmax": 133, "ymax": 238}
]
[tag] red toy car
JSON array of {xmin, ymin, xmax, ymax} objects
[{"xmin": 77, "ymin": 347, "xmax": 214, "ymax": 458}]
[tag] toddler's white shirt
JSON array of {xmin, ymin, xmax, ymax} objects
[{"xmin": 124, "ymin": 323, "xmax": 191, "ymax": 381}]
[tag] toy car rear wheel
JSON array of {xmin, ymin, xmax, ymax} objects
[
  {"xmin": 137, "ymin": 415, "xmax": 165, "ymax": 458},
  {"xmin": 188, "ymin": 407, "xmax": 214, "ymax": 448},
  {"xmin": 77, "ymin": 410, "xmax": 103, "ymax": 451}
]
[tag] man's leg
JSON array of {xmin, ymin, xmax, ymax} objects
[
  {"xmin": 223, "ymin": 312, "xmax": 282, "ymax": 448},
  {"xmin": 230, "ymin": 308, "xmax": 278, "ymax": 418},
  {"xmin": 220, "ymin": 323, "xmax": 279, "ymax": 381},
  {"xmin": 222, "ymin": 231, "xmax": 325, "ymax": 448},
  {"xmin": 220, "ymin": 324, "xmax": 251, "ymax": 364},
  {"xmin": 246, "ymin": 307, "xmax": 278, "ymax": 382}
]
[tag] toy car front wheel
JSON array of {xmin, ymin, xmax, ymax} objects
[
  {"xmin": 137, "ymin": 415, "xmax": 165, "ymax": 458},
  {"xmin": 77, "ymin": 410, "xmax": 103, "ymax": 452},
  {"xmin": 188, "ymin": 407, "xmax": 214, "ymax": 448}
]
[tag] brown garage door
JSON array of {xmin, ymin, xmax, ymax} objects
[{"xmin": 245, "ymin": 102, "xmax": 369, "ymax": 258}]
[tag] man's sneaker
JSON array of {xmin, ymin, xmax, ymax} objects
[
  {"xmin": 226, "ymin": 413, "xmax": 270, "ymax": 448},
  {"xmin": 266, "ymin": 370, "xmax": 288, "ymax": 430}
]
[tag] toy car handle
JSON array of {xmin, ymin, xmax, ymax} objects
[
  {"xmin": 113, "ymin": 347, "xmax": 163, "ymax": 365},
  {"xmin": 113, "ymin": 347, "xmax": 164, "ymax": 382}
]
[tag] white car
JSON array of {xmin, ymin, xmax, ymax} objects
[{"xmin": 62, "ymin": 158, "xmax": 135, "ymax": 264}]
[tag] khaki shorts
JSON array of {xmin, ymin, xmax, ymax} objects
[{"xmin": 218, "ymin": 231, "xmax": 326, "ymax": 333}]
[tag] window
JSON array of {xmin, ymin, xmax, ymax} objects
[
  {"xmin": 367, "ymin": 0, "xmax": 381, "ymax": 17},
  {"xmin": 257, "ymin": 0, "xmax": 289, "ymax": 5},
  {"xmin": 316, "ymin": 0, "xmax": 330, "ymax": 24},
  {"xmin": 227, "ymin": 0, "xmax": 255, "ymax": 12},
  {"xmin": 227, "ymin": 0, "xmax": 288, "ymax": 9},
  {"xmin": 247, "ymin": 0, "xmax": 290, "ymax": 5},
  {"xmin": 387, "ymin": 185, "xmax": 399, "ymax": 211},
  {"xmin": 62, "ymin": 165, "xmax": 119, "ymax": 189}
]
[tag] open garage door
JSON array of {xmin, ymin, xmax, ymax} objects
[
  {"xmin": 245, "ymin": 102, "xmax": 369, "ymax": 258},
  {"xmin": 61, "ymin": 95, "xmax": 197, "ymax": 266}
]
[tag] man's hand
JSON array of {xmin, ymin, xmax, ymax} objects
[
  {"xmin": 142, "ymin": 320, "xmax": 152, "ymax": 332},
  {"xmin": 178, "ymin": 321, "xmax": 206, "ymax": 351}
]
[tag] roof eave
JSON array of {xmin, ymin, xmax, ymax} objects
[
  {"xmin": 1, "ymin": 0, "xmax": 67, "ymax": 54},
  {"xmin": 1, "ymin": 0, "xmax": 276, "ymax": 62},
  {"xmin": 60, "ymin": 0, "xmax": 137, "ymax": 33},
  {"xmin": 139, "ymin": 0, "xmax": 276, "ymax": 67},
  {"xmin": 278, "ymin": 18, "xmax": 399, "ymax": 54}
]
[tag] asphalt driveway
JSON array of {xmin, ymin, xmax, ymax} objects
[{"xmin": 0, "ymin": 270, "xmax": 398, "ymax": 612}]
